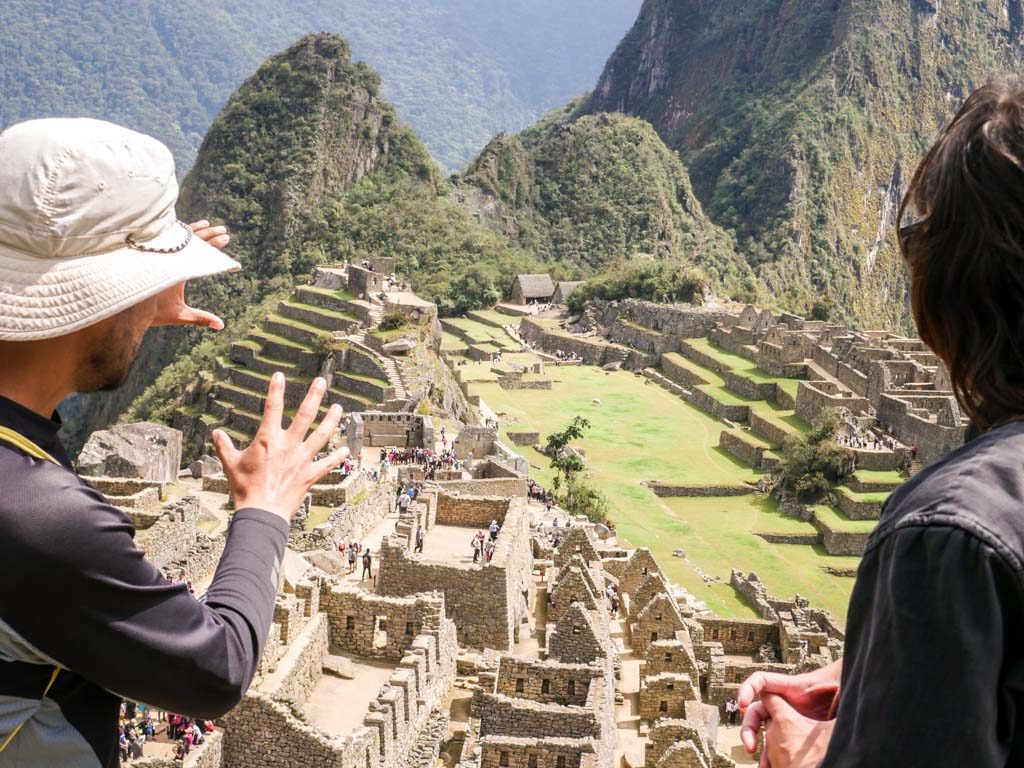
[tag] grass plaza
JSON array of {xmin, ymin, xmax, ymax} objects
[{"xmin": 463, "ymin": 362, "xmax": 862, "ymax": 621}]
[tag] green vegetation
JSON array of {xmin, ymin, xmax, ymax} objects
[
  {"xmin": 468, "ymin": 365, "xmax": 857, "ymax": 619},
  {"xmin": 544, "ymin": 417, "xmax": 611, "ymax": 524},
  {"xmin": 584, "ymin": 0, "xmax": 1022, "ymax": 328},
  {"xmin": 566, "ymin": 260, "xmax": 719, "ymax": 314},
  {"xmin": 779, "ymin": 411, "xmax": 856, "ymax": 501},
  {"xmin": 378, "ymin": 312, "xmax": 410, "ymax": 333},
  {"xmin": 463, "ymin": 110, "xmax": 756, "ymax": 298}
]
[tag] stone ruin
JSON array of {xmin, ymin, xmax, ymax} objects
[
  {"xmin": 525, "ymin": 294, "xmax": 968, "ymax": 469},
  {"xmin": 73, "ymin": 409, "xmax": 847, "ymax": 768}
]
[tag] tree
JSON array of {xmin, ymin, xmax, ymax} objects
[
  {"xmin": 778, "ymin": 410, "xmax": 855, "ymax": 501},
  {"xmin": 544, "ymin": 416, "xmax": 610, "ymax": 523}
]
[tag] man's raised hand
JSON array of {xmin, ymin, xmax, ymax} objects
[{"xmin": 211, "ymin": 373, "xmax": 351, "ymax": 522}]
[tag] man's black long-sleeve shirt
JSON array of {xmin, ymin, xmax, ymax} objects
[
  {"xmin": 0, "ymin": 395, "xmax": 287, "ymax": 767},
  {"xmin": 823, "ymin": 421, "xmax": 1024, "ymax": 767}
]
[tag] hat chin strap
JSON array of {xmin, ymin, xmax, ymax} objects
[{"xmin": 125, "ymin": 220, "xmax": 192, "ymax": 254}]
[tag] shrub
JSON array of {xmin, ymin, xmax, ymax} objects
[{"xmin": 378, "ymin": 312, "xmax": 410, "ymax": 332}]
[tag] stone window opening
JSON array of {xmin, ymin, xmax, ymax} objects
[
  {"xmin": 666, "ymin": 682, "xmax": 674, "ymax": 691},
  {"xmin": 528, "ymin": 755, "xmax": 538, "ymax": 768},
  {"xmin": 516, "ymin": 678, "xmax": 525, "ymax": 693},
  {"xmin": 567, "ymin": 680, "xmax": 575, "ymax": 696},
  {"xmin": 572, "ymin": 626, "xmax": 581, "ymax": 635},
  {"xmin": 712, "ymin": 628, "xmax": 719, "ymax": 640},
  {"xmin": 557, "ymin": 756, "xmax": 566, "ymax": 768},
  {"xmin": 659, "ymin": 700, "xmax": 668, "ymax": 713},
  {"xmin": 730, "ymin": 630, "xmax": 737, "ymax": 641},
  {"xmin": 642, "ymin": 567, "xmax": 648, "ymax": 575},
  {"xmin": 373, "ymin": 616, "xmax": 388, "ymax": 649},
  {"xmin": 650, "ymin": 632, "xmax": 658, "ymax": 642},
  {"xmin": 655, "ymin": 613, "xmax": 662, "ymax": 621},
  {"xmin": 747, "ymin": 631, "xmax": 755, "ymax": 641},
  {"xmin": 346, "ymin": 616, "xmax": 355, "ymax": 630},
  {"xmin": 500, "ymin": 752, "xmax": 509, "ymax": 767},
  {"xmin": 405, "ymin": 621, "xmax": 415, "ymax": 636},
  {"xmin": 664, "ymin": 653, "xmax": 672, "ymax": 662},
  {"xmin": 541, "ymin": 679, "xmax": 551, "ymax": 694}
]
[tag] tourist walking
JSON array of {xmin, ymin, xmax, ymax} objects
[
  {"xmin": 489, "ymin": 519, "xmax": 500, "ymax": 541},
  {"xmin": 0, "ymin": 119, "xmax": 351, "ymax": 766},
  {"xmin": 472, "ymin": 531, "xmax": 485, "ymax": 563},
  {"xmin": 361, "ymin": 549, "xmax": 373, "ymax": 581},
  {"xmin": 414, "ymin": 526, "xmax": 424, "ymax": 553},
  {"xmin": 739, "ymin": 83, "xmax": 1024, "ymax": 768},
  {"xmin": 347, "ymin": 540, "xmax": 357, "ymax": 574},
  {"xmin": 725, "ymin": 698, "xmax": 738, "ymax": 726}
]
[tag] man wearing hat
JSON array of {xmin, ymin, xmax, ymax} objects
[{"xmin": 0, "ymin": 118, "xmax": 350, "ymax": 766}]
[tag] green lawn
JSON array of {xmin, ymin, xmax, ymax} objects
[
  {"xmin": 470, "ymin": 366, "xmax": 858, "ymax": 622},
  {"xmin": 852, "ymin": 469, "xmax": 904, "ymax": 486}
]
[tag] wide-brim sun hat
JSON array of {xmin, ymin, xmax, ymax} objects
[{"xmin": 0, "ymin": 117, "xmax": 240, "ymax": 341}]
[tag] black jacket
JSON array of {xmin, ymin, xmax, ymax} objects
[
  {"xmin": 824, "ymin": 421, "xmax": 1024, "ymax": 766},
  {"xmin": 0, "ymin": 395, "xmax": 286, "ymax": 767}
]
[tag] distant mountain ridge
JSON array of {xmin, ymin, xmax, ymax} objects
[
  {"xmin": 0, "ymin": 0, "xmax": 640, "ymax": 171},
  {"xmin": 584, "ymin": 0, "xmax": 1024, "ymax": 326}
]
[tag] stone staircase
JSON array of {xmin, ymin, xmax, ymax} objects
[{"xmin": 906, "ymin": 458, "xmax": 924, "ymax": 477}]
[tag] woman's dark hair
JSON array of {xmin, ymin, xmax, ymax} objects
[{"xmin": 899, "ymin": 81, "xmax": 1024, "ymax": 430}]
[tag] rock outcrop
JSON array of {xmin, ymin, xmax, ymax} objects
[{"xmin": 77, "ymin": 423, "xmax": 183, "ymax": 482}]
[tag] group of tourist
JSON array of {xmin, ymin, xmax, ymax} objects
[
  {"xmin": 528, "ymin": 482, "xmax": 556, "ymax": 511},
  {"xmin": 553, "ymin": 349, "xmax": 582, "ymax": 362},
  {"xmin": 378, "ymin": 446, "xmax": 462, "ymax": 480},
  {"xmin": 836, "ymin": 430, "xmax": 896, "ymax": 451},
  {"xmin": 470, "ymin": 521, "xmax": 502, "ymax": 563},
  {"xmin": 339, "ymin": 539, "xmax": 372, "ymax": 578},
  {"xmin": 116, "ymin": 702, "xmax": 214, "ymax": 762},
  {"xmin": 536, "ymin": 517, "xmax": 572, "ymax": 549}
]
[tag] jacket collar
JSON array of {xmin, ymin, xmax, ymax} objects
[{"xmin": 0, "ymin": 394, "xmax": 71, "ymax": 467}]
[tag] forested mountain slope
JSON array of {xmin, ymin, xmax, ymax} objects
[
  {"xmin": 0, "ymin": 0, "xmax": 640, "ymax": 170},
  {"xmin": 585, "ymin": 0, "xmax": 1024, "ymax": 326},
  {"xmin": 462, "ymin": 107, "xmax": 755, "ymax": 298}
]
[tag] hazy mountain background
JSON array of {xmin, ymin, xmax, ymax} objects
[{"xmin": 0, "ymin": 0, "xmax": 641, "ymax": 171}]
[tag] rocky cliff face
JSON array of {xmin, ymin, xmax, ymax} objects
[
  {"xmin": 462, "ymin": 109, "xmax": 754, "ymax": 294},
  {"xmin": 586, "ymin": 0, "xmax": 1024, "ymax": 326}
]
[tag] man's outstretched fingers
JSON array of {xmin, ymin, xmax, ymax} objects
[
  {"xmin": 741, "ymin": 701, "xmax": 769, "ymax": 753},
  {"xmin": 288, "ymin": 377, "xmax": 327, "ymax": 439},
  {"xmin": 305, "ymin": 404, "xmax": 343, "ymax": 458},
  {"xmin": 310, "ymin": 445, "xmax": 351, "ymax": 484},
  {"xmin": 258, "ymin": 372, "xmax": 286, "ymax": 435},
  {"xmin": 210, "ymin": 429, "xmax": 239, "ymax": 468}
]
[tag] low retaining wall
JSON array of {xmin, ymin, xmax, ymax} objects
[
  {"xmin": 434, "ymin": 476, "xmax": 528, "ymax": 498},
  {"xmin": 833, "ymin": 488, "xmax": 884, "ymax": 520},
  {"xmin": 719, "ymin": 430, "xmax": 765, "ymax": 468},
  {"xmin": 812, "ymin": 518, "xmax": 871, "ymax": 556},
  {"xmin": 755, "ymin": 532, "xmax": 821, "ymax": 545},
  {"xmin": 644, "ymin": 482, "xmax": 754, "ymax": 497}
]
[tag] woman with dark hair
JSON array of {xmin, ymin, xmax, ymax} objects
[{"xmin": 738, "ymin": 82, "xmax": 1024, "ymax": 766}]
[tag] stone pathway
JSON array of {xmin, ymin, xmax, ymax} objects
[{"xmin": 611, "ymin": 616, "xmax": 646, "ymax": 768}]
